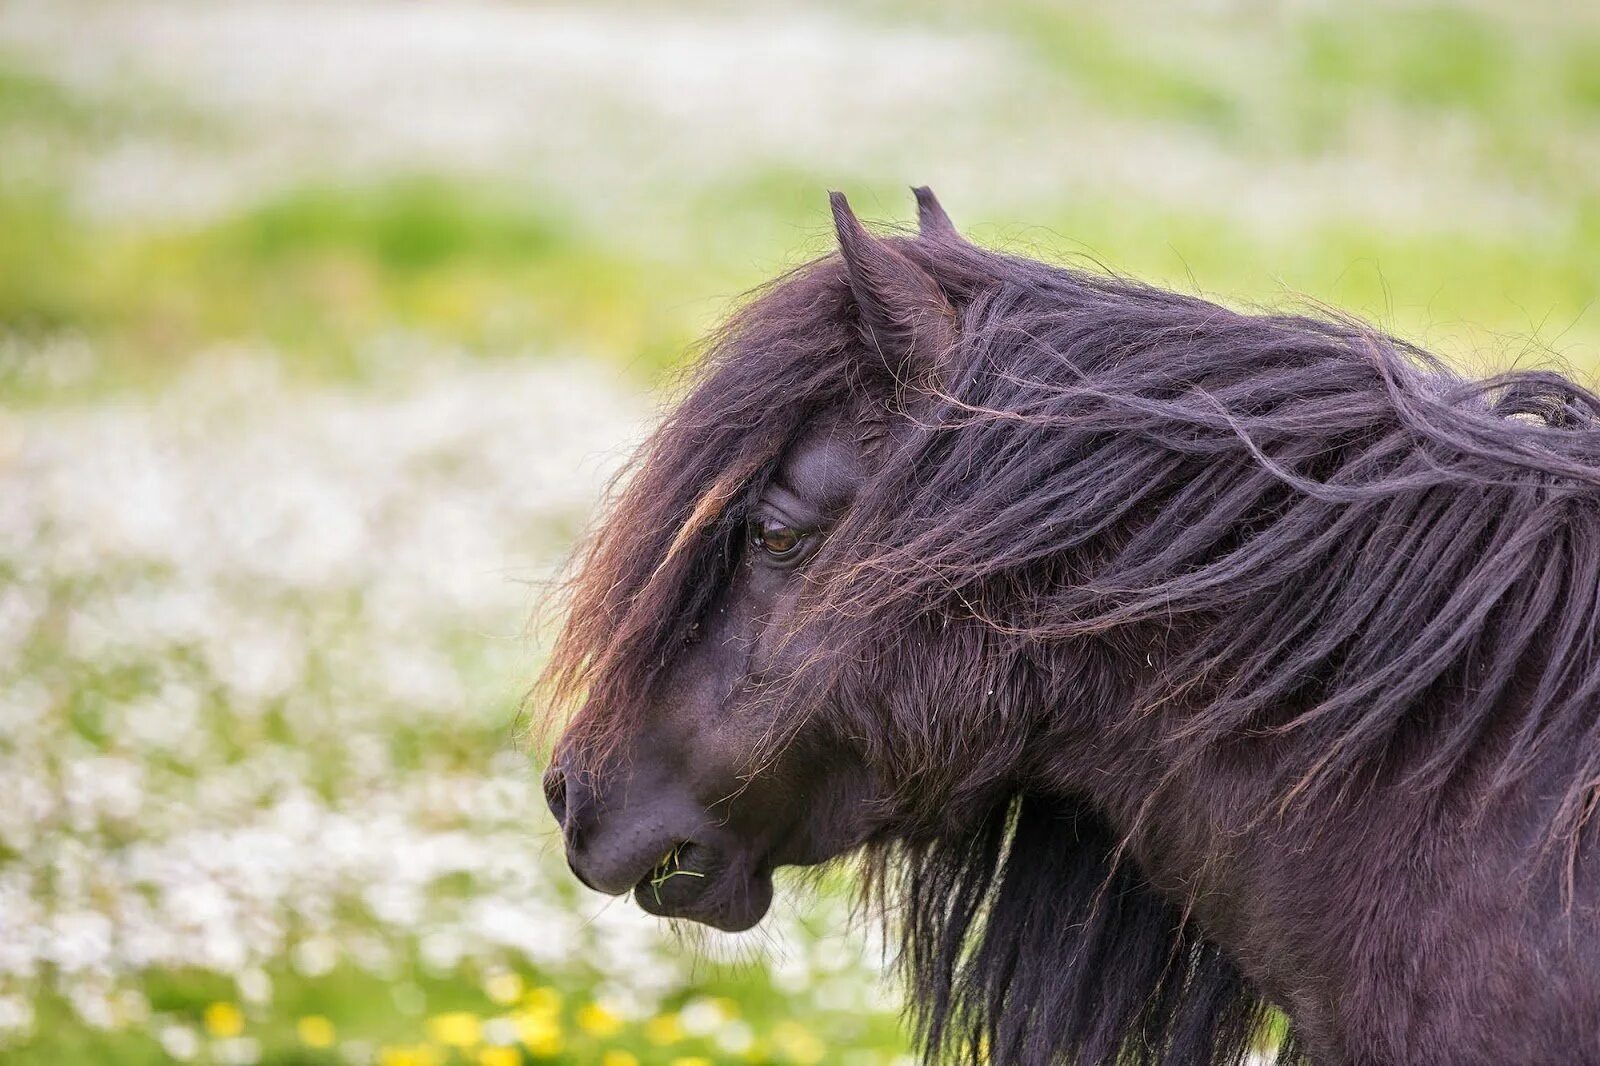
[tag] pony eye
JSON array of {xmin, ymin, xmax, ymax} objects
[{"xmin": 750, "ymin": 518, "xmax": 805, "ymax": 560}]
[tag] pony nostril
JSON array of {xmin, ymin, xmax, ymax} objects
[{"xmin": 542, "ymin": 766, "xmax": 568, "ymax": 827}]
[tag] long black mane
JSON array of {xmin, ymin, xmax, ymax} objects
[{"xmin": 546, "ymin": 221, "xmax": 1600, "ymax": 1064}]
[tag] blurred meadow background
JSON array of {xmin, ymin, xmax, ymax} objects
[{"xmin": 1, "ymin": 0, "xmax": 1598, "ymax": 1063}]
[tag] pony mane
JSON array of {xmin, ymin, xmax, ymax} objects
[
  {"xmin": 806, "ymin": 240, "xmax": 1600, "ymax": 831},
  {"xmin": 851, "ymin": 791, "xmax": 1291, "ymax": 1066},
  {"xmin": 542, "ymin": 230, "xmax": 1600, "ymax": 1064}
]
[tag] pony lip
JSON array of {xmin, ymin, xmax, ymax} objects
[
  {"xmin": 631, "ymin": 843, "xmax": 773, "ymax": 932},
  {"xmin": 641, "ymin": 840, "xmax": 706, "ymax": 899}
]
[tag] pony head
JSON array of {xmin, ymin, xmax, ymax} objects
[{"xmin": 540, "ymin": 189, "xmax": 975, "ymax": 932}]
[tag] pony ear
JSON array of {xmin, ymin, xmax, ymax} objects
[
  {"xmin": 830, "ymin": 191, "xmax": 957, "ymax": 378},
  {"xmin": 912, "ymin": 185, "xmax": 960, "ymax": 241}
]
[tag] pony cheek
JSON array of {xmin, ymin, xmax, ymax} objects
[
  {"xmin": 791, "ymin": 773, "xmax": 887, "ymax": 864},
  {"xmin": 744, "ymin": 610, "xmax": 827, "ymax": 685}
]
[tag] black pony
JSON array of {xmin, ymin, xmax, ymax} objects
[{"xmin": 541, "ymin": 189, "xmax": 1600, "ymax": 1064}]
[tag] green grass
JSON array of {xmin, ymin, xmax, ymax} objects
[
  {"xmin": 0, "ymin": 176, "xmax": 713, "ymax": 397},
  {"xmin": 3, "ymin": 165, "xmax": 1597, "ymax": 403},
  {"xmin": 0, "ymin": 54, "xmax": 113, "ymax": 134},
  {"xmin": 995, "ymin": 5, "xmax": 1244, "ymax": 133},
  {"xmin": 1298, "ymin": 7, "xmax": 1510, "ymax": 113}
]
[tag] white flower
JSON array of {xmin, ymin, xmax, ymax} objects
[
  {"xmin": 0, "ymin": 995, "xmax": 35, "ymax": 1041},
  {"xmin": 157, "ymin": 1024, "xmax": 201, "ymax": 1061}
]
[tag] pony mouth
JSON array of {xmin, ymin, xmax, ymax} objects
[
  {"xmin": 631, "ymin": 841, "xmax": 773, "ymax": 932},
  {"xmin": 640, "ymin": 841, "xmax": 709, "ymax": 903}
]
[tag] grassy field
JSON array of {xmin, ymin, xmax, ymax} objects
[{"xmin": 1, "ymin": 1, "xmax": 1597, "ymax": 1063}]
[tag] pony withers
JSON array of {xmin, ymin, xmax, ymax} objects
[{"xmin": 540, "ymin": 189, "xmax": 1600, "ymax": 1065}]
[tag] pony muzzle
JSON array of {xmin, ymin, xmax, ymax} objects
[{"xmin": 543, "ymin": 760, "xmax": 773, "ymax": 930}]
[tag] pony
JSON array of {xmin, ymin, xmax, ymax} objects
[{"xmin": 539, "ymin": 189, "xmax": 1600, "ymax": 1064}]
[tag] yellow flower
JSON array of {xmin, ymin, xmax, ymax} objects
[
  {"xmin": 576, "ymin": 1002, "xmax": 623, "ymax": 1038},
  {"xmin": 772, "ymin": 1020, "xmax": 826, "ymax": 1065},
  {"xmin": 297, "ymin": 1015, "xmax": 335, "ymax": 1048},
  {"xmin": 485, "ymin": 972, "xmax": 524, "ymax": 1005},
  {"xmin": 427, "ymin": 1011, "xmax": 483, "ymax": 1047},
  {"xmin": 670, "ymin": 1058, "xmax": 714, "ymax": 1066},
  {"xmin": 514, "ymin": 1009, "xmax": 563, "ymax": 1057},
  {"xmin": 600, "ymin": 1052, "xmax": 639, "ymax": 1066},
  {"xmin": 378, "ymin": 1046, "xmax": 444, "ymax": 1066},
  {"xmin": 644, "ymin": 1013, "xmax": 683, "ymax": 1045},
  {"xmin": 524, "ymin": 987, "xmax": 562, "ymax": 1016},
  {"xmin": 478, "ymin": 1048, "xmax": 521, "ymax": 1066},
  {"xmin": 203, "ymin": 1002, "xmax": 244, "ymax": 1038}
]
